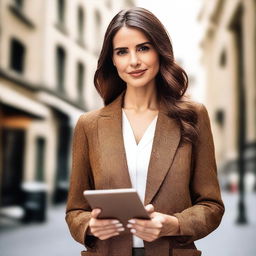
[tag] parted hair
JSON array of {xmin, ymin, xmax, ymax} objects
[{"xmin": 94, "ymin": 7, "xmax": 198, "ymax": 145}]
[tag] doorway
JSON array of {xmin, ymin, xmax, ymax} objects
[{"xmin": 1, "ymin": 128, "xmax": 25, "ymax": 206}]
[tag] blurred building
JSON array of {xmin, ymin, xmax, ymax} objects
[
  {"xmin": 199, "ymin": 0, "xmax": 256, "ymax": 190},
  {"xmin": 0, "ymin": 0, "xmax": 134, "ymax": 217}
]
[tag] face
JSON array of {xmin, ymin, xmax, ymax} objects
[{"xmin": 112, "ymin": 26, "xmax": 159, "ymax": 89}]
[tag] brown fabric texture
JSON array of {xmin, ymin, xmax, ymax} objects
[{"xmin": 65, "ymin": 94, "xmax": 224, "ymax": 256}]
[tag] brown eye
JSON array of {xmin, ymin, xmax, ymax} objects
[
  {"xmin": 138, "ymin": 45, "xmax": 150, "ymax": 52},
  {"xmin": 116, "ymin": 49, "xmax": 127, "ymax": 56}
]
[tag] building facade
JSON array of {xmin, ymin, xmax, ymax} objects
[
  {"xmin": 198, "ymin": 0, "xmax": 256, "ymax": 190},
  {"xmin": 0, "ymin": 0, "xmax": 134, "ymax": 214}
]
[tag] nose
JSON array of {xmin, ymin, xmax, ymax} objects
[{"xmin": 129, "ymin": 51, "xmax": 141, "ymax": 67}]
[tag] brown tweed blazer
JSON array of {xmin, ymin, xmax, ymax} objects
[{"xmin": 66, "ymin": 93, "xmax": 224, "ymax": 256}]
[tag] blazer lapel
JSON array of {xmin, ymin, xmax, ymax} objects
[
  {"xmin": 97, "ymin": 93, "xmax": 181, "ymax": 204},
  {"xmin": 97, "ymin": 93, "xmax": 132, "ymax": 189},
  {"xmin": 144, "ymin": 109, "xmax": 181, "ymax": 205}
]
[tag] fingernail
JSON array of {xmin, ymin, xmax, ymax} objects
[
  {"xmin": 127, "ymin": 224, "xmax": 132, "ymax": 228},
  {"xmin": 118, "ymin": 227, "xmax": 125, "ymax": 232},
  {"xmin": 115, "ymin": 223, "xmax": 123, "ymax": 227},
  {"xmin": 112, "ymin": 220, "xmax": 120, "ymax": 224},
  {"xmin": 128, "ymin": 219, "xmax": 135, "ymax": 224},
  {"xmin": 130, "ymin": 229, "xmax": 136, "ymax": 233}
]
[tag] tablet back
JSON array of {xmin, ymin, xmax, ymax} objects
[{"xmin": 83, "ymin": 188, "xmax": 150, "ymax": 226}]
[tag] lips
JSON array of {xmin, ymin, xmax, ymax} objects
[{"xmin": 128, "ymin": 69, "xmax": 147, "ymax": 77}]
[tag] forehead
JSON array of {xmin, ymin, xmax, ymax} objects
[{"xmin": 112, "ymin": 26, "xmax": 150, "ymax": 47}]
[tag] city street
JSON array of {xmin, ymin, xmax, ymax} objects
[
  {"xmin": 195, "ymin": 192, "xmax": 256, "ymax": 256},
  {"xmin": 1, "ymin": 1, "xmax": 255, "ymax": 256},
  {"xmin": 0, "ymin": 191, "xmax": 256, "ymax": 256}
]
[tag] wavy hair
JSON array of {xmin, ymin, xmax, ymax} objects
[{"xmin": 94, "ymin": 7, "xmax": 198, "ymax": 145}]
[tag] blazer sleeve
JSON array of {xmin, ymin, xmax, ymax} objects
[
  {"xmin": 173, "ymin": 104, "xmax": 225, "ymax": 245},
  {"xmin": 65, "ymin": 114, "xmax": 96, "ymax": 249}
]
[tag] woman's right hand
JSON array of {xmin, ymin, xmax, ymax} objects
[{"xmin": 88, "ymin": 209, "xmax": 125, "ymax": 240}]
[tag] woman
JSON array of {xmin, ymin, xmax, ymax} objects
[{"xmin": 66, "ymin": 7, "xmax": 224, "ymax": 256}]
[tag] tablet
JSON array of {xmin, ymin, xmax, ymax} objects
[{"xmin": 83, "ymin": 188, "xmax": 150, "ymax": 225}]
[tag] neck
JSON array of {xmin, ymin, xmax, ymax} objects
[{"xmin": 123, "ymin": 84, "xmax": 159, "ymax": 111}]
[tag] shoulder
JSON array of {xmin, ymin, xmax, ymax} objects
[
  {"xmin": 177, "ymin": 98, "xmax": 207, "ymax": 114},
  {"xmin": 188, "ymin": 100, "xmax": 209, "ymax": 117},
  {"xmin": 77, "ymin": 93, "xmax": 123, "ymax": 125},
  {"xmin": 75, "ymin": 105, "xmax": 111, "ymax": 130},
  {"xmin": 177, "ymin": 99, "xmax": 211, "ymax": 129},
  {"xmin": 185, "ymin": 100, "xmax": 212, "ymax": 132},
  {"xmin": 78, "ymin": 108, "xmax": 102, "ymax": 123}
]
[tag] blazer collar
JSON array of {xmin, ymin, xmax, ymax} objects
[
  {"xmin": 97, "ymin": 92, "xmax": 181, "ymax": 204},
  {"xmin": 99, "ymin": 92, "xmax": 124, "ymax": 118}
]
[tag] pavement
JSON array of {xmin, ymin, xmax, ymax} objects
[
  {"xmin": 195, "ymin": 192, "xmax": 256, "ymax": 256},
  {"xmin": 0, "ymin": 204, "xmax": 83, "ymax": 256},
  {"xmin": 0, "ymin": 191, "xmax": 255, "ymax": 256}
]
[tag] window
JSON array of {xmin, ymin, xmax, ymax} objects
[
  {"xmin": 215, "ymin": 109, "xmax": 225, "ymax": 127},
  {"xmin": 106, "ymin": 0, "xmax": 112, "ymax": 9},
  {"xmin": 125, "ymin": 0, "xmax": 134, "ymax": 7},
  {"xmin": 35, "ymin": 137, "xmax": 45, "ymax": 182},
  {"xmin": 9, "ymin": 0, "xmax": 34, "ymax": 28},
  {"xmin": 78, "ymin": 7, "xmax": 84, "ymax": 42},
  {"xmin": 57, "ymin": 0, "xmax": 65, "ymax": 24},
  {"xmin": 56, "ymin": 46, "xmax": 66, "ymax": 92},
  {"xmin": 219, "ymin": 49, "xmax": 227, "ymax": 67},
  {"xmin": 14, "ymin": 0, "xmax": 23, "ymax": 9},
  {"xmin": 9, "ymin": 38, "xmax": 25, "ymax": 73},
  {"xmin": 95, "ymin": 10, "xmax": 101, "ymax": 32},
  {"xmin": 94, "ymin": 10, "xmax": 101, "ymax": 52},
  {"xmin": 77, "ymin": 62, "xmax": 85, "ymax": 103}
]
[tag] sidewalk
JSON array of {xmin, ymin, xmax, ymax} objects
[
  {"xmin": 0, "ymin": 204, "xmax": 83, "ymax": 256},
  {"xmin": 0, "ymin": 191, "xmax": 255, "ymax": 256},
  {"xmin": 196, "ymin": 191, "xmax": 256, "ymax": 256}
]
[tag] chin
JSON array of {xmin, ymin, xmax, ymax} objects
[
  {"xmin": 125, "ymin": 78, "xmax": 150, "ymax": 88},
  {"xmin": 127, "ymin": 82, "xmax": 149, "ymax": 89},
  {"xmin": 127, "ymin": 78, "xmax": 156, "ymax": 89}
]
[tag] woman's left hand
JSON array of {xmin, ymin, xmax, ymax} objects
[{"xmin": 126, "ymin": 204, "xmax": 180, "ymax": 242}]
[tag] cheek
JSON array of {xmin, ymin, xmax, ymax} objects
[
  {"xmin": 145, "ymin": 53, "xmax": 159, "ymax": 69},
  {"xmin": 150, "ymin": 57, "xmax": 160, "ymax": 74},
  {"xmin": 113, "ymin": 58, "xmax": 127, "ymax": 73}
]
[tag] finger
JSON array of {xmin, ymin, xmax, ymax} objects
[
  {"xmin": 90, "ymin": 218, "xmax": 121, "ymax": 228},
  {"xmin": 93, "ymin": 226, "xmax": 125, "ymax": 238},
  {"xmin": 98, "ymin": 232, "xmax": 120, "ymax": 240},
  {"xmin": 128, "ymin": 223, "xmax": 161, "ymax": 236},
  {"xmin": 145, "ymin": 204, "xmax": 154, "ymax": 214},
  {"xmin": 153, "ymin": 215, "xmax": 165, "ymax": 224},
  {"xmin": 127, "ymin": 220, "xmax": 161, "ymax": 237},
  {"xmin": 130, "ymin": 229, "xmax": 157, "ymax": 242},
  {"xmin": 91, "ymin": 208, "xmax": 101, "ymax": 218},
  {"xmin": 128, "ymin": 219, "xmax": 162, "ymax": 229},
  {"xmin": 91, "ymin": 222, "xmax": 123, "ymax": 231}
]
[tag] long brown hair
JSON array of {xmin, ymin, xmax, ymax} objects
[{"xmin": 94, "ymin": 7, "xmax": 198, "ymax": 145}]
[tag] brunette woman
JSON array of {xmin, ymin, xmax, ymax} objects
[{"xmin": 66, "ymin": 7, "xmax": 224, "ymax": 256}]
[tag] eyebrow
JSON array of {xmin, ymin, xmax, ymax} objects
[{"xmin": 113, "ymin": 41, "xmax": 152, "ymax": 51}]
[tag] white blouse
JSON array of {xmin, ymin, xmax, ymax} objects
[{"xmin": 122, "ymin": 109, "xmax": 158, "ymax": 248}]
